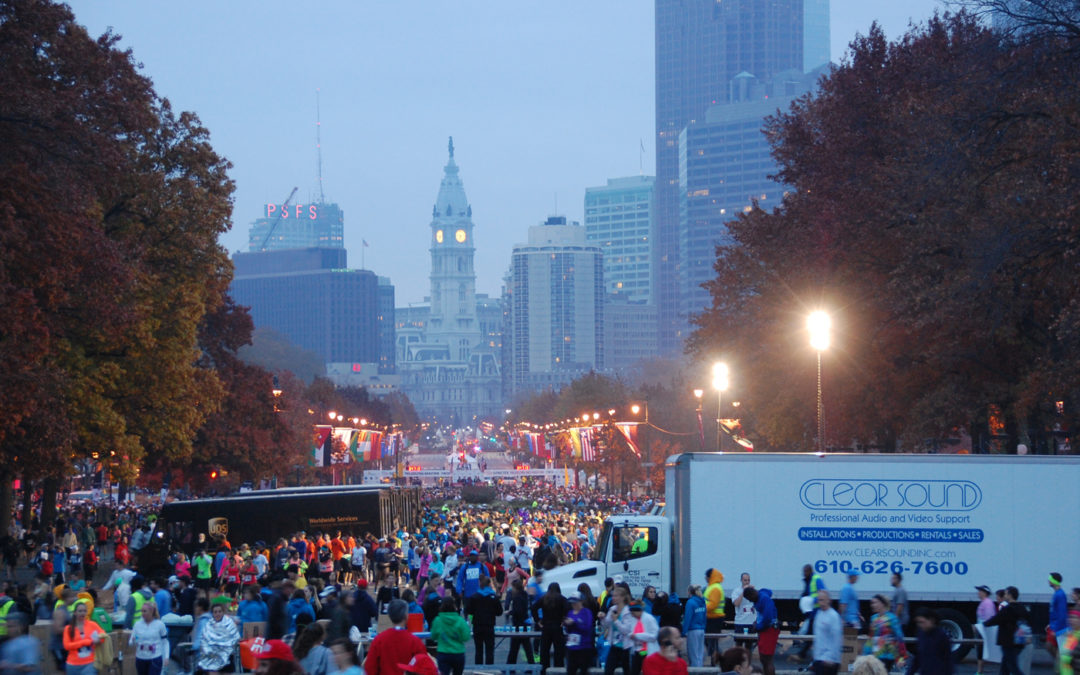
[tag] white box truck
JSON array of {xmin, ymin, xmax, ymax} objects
[{"xmin": 542, "ymin": 453, "xmax": 1079, "ymax": 656}]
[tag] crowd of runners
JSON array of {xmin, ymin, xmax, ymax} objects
[{"xmin": 0, "ymin": 481, "xmax": 1075, "ymax": 675}]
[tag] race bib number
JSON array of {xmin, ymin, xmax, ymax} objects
[
  {"xmin": 466, "ymin": 568, "xmax": 480, "ymax": 580},
  {"xmin": 567, "ymin": 634, "xmax": 581, "ymax": 647},
  {"xmin": 137, "ymin": 643, "xmax": 158, "ymax": 657}
]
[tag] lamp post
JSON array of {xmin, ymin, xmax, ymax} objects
[
  {"xmin": 712, "ymin": 363, "xmax": 729, "ymax": 452},
  {"xmin": 808, "ymin": 311, "xmax": 831, "ymax": 453},
  {"xmin": 631, "ymin": 402, "xmax": 650, "ymax": 494},
  {"xmin": 693, "ymin": 389, "xmax": 705, "ymax": 451}
]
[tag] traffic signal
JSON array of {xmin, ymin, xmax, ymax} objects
[{"xmin": 209, "ymin": 469, "xmax": 218, "ymax": 480}]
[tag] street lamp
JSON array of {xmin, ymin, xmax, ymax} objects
[
  {"xmin": 712, "ymin": 362, "xmax": 729, "ymax": 452},
  {"xmin": 693, "ymin": 389, "xmax": 705, "ymax": 451},
  {"xmin": 808, "ymin": 311, "xmax": 831, "ymax": 453}
]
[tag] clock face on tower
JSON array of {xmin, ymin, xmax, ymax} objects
[
  {"xmin": 455, "ymin": 229, "xmax": 467, "ymax": 243},
  {"xmin": 435, "ymin": 229, "xmax": 444, "ymax": 243}
]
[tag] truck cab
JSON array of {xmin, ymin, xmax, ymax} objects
[{"xmin": 541, "ymin": 514, "xmax": 671, "ymax": 598}]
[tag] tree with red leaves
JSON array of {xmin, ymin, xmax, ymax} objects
[{"xmin": 691, "ymin": 12, "xmax": 1080, "ymax": 452}]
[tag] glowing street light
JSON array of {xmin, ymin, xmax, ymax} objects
[
  {"xmin": 693, "ymin": 389, "xmax": 705, "ymax": 451},
  {"xmin": 631, "ymin": 404, "xmax": 641, "ymax": 416},
  {"xmin": 713, "ymin": 362, "xmax": 729, "ymax": 452},
  {"xmin": 808, "ymin": 311, "xmax": 831, "ymax": 452},
  {"xmin": 808, "ymin": 311, "xmax": 831, "ymax": 351}
]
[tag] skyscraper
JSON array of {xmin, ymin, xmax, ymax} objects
[
  {"xmin": 584, "ymin": 176, "xmax": 655, "ymax": 304},
  {"xmin": 507, "ymin": 216, "xmax": 604, "ymax": 396},
  {"xmin": 229, "ymin": 247, "xmax": 383, "ymax": 366},
  {"xmin": 678, "ymin": 67, "xmax": 826, "ymax": 322},
  {"xmin": 654, "ymin": 0, "xmax": 830, "ymax": 351}
]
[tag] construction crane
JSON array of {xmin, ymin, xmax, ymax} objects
[{"xmin": 259, "ymin": 186, "xmax": 299, "ymax": 251}]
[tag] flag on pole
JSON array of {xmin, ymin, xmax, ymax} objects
[
  {"xmin": 720, "ymin": 419, "xmax": 754, "ymax": 451},
  {"xmin": 569, "ymin": 428, "xmax": 584, "ymax": 458},
  {"xmin": 581, "ymin": 426, "xmax": 596, "ymax": 461},
  {"xmin": 313, "ymin": 425, "xmax": 333, "ymax": 466},
  {"xmin": 616, "ymin": 422, "xmax": 642, "ymax": 457},
  {"xmin": 331, "ymin": 427, "xmax": 355, "ymax": 464}
]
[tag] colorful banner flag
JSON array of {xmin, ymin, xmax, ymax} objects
[
  {"xmin": 720, "ymin": 419, "xmax": 754, "ymax": 451},
  {"xmin": 616, "ymin": 422, "xmax": 642, "ymax": 457},
  {"xmin": 569, "ymin": 428, "xmax": 584, "ymax": 458},
  {"xmin": 312, "ymin": 425, "xmax": 334, "ymax": 467},
  {"xmin": 581, "ymin": 426, "xmax": 597, "ymax": 462},
  {"xmin": 527, "ymin": 433, "xmax": 545, "ymax": 456},
  {"xmin": 331, "ymin": 427, "xmax": 355, "ymax": 465}
]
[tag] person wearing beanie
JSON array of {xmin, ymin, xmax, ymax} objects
[{"xmin": 364, "ymin": 599, "xmax": 427, "ymax": 675}]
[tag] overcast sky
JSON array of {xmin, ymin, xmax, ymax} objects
[{"xmin": 69, "ymin": 1, "xmax": 944, "ymax": 306}]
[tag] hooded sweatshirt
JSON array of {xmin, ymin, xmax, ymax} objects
[
  {"xmin": 466, "ymin": 587, "xmax": 503, "ymax": 631},
  {"xmin": 430, "ymin": 610, "xmax": 471, "ymax": 654},
  {"xmin": 705, "ymin": 569, "xmax": 726, "ymax": 619},
  {"xmin": 456, "ymin": 559, "xmax": 488, "ymax": 599},
  {"xmin": 753, "ymin": 589, "xmax": 778, "ymax": 630},
  {"xmin": 682, "ymin": 593, "xmax": 707, "ymax": 634}
]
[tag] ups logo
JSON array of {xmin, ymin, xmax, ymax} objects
[{"xmin": 208, "ymin": 517, "xmax": 229, "ymax": 537}]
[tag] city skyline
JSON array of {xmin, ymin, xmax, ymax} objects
[{"xmin": 69, "ymin": 1, "xmax": 944, "ymax": 306}]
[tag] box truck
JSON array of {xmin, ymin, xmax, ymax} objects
[{"xmin": 542, "ymin": 453, "xmax": 1079, "ymax": 656}]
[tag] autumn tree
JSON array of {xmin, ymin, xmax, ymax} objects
[
  {"xmin": 691, "ymin": 12, "xmax": 1080, "ymax": 452},
  {"xmin": 0, "ymin": 0, "xmax": 235, "ymax": 524}
]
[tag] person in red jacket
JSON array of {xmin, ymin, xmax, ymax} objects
[
  {"xmin": 643, "ymin": 627, "xmax": 689, "ymax": 675},
  {"xmin": 364, "ymin": 599, "xmax": 427, "ymax": 675}
]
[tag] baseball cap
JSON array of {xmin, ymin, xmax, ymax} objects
[
  {"xmin": 320, "ymin": 586, "xmax": 339, "ymax": 599},
  {"xmin": 629, "ymin": 601, "xmax": 643, "ymax": 611},
  {"xmin": 568, "ymin": 593, "xmax": 582, "ymax": 602},
  {"xmin": 254, "ymin": 639, "xmax": 294, "ymax": 661},
  {"xmin": 975, "ymin": 585, "xmax": 991, "ymax": 594},
  {"xmin": 399, "ymin": 654, "xmax": 439, "ymax": 675},
  {"xmin": 356, "ymin": 579, "xmax": 369, "ymax": 589},
  {"xmin": 848, "ymin": 570, "xmax": 860, "ymax": 577}
]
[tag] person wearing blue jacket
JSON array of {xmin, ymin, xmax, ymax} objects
[
  {"xmin": 456, "ymin": 551, "xmax": 488, "ymax": 600},
  {"xmin": 286, "ymin": 590, "xmax": 316, "ymax": 635},
  {"xmin": 682, "ymin": 584, "xmax": 707, "ymax": 667},
  {"xmin": 744, "ymin": 586, "xmax": 779, "ymax": 675},
  {"xmin": 238, "ymin": 586, "xmax": 269, "ymax": 625}
]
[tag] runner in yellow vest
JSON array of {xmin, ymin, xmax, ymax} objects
[
  {"xmin": 704, "ymin": 568, "xmax": 726, "ymax": 656},
  {"xmin": 0, "ymin": 594, "xmax": 16, "ymax": 637}
]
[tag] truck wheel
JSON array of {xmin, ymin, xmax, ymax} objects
[{"xmin": 935, "ymin": 608, "xmax": 973, "ymax": 662}]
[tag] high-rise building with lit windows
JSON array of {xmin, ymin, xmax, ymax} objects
[
  {"xmin": 678, "ymin": 66, "xmax": 826, "ymax": 322},
  {"xmin": 584, "ymin": 176, "xmax": 654, "ymax": 305},
  {"xmin": 655, "ymin": 0, "xmax": 830, "ymax": 351},
  {"xmin": 507, "ymin": 216, "xmax": 604, "ymax": 396}
]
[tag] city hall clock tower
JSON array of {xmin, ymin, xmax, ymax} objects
[{"xmin": 427, "ymin": 137, "xmax": 480, "ymax": 361}]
